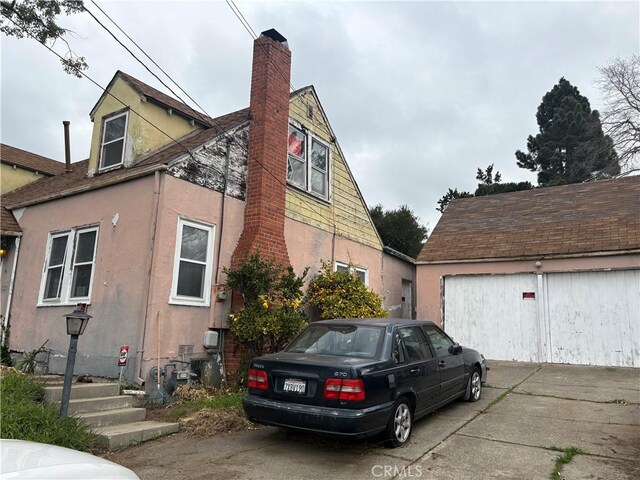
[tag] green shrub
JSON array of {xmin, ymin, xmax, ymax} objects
[
  {"xmin": 0, "ymin": 372, "xmax": 97, "ymax": 452},
  {"xmin": 306, "ymin": 261, "xmax": 388, "ymax": 319},
  {"xmin": 224, "ymin": 253, "xmax": 309, "ymax": 382}
]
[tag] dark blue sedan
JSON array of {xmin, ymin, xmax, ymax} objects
[{"xmin": 243, "ymin": 318, "xmax": 488, "ymax": 447}]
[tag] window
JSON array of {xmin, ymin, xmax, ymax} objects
[
  {"xmin": 398, "ymin": 327, "xmax": 433, "ymax": 362},
  {"xmin": 287, "ymin": 325, "xmax": 384, "ymax": 358},
  {"xmin": 39, "ymin": 227, "xmax": 99, "ymax": 305},
  {"xmin": 425, "ymin": 326, "xmax": 455, "ymax": 358},
  {"xmin": 287, "ymin": 124, "xmax": 330, "ymax": 200},
  {"xmin": 100, "ymin": 111, "xmax": 128, "ymax": 170},
  {"xmin": 335, "ymin": 261, "xmax": 369, "ymax": 285},
  {"xmin": 170, "ymin": 218, "xmax": 215, "ymax": 306}
]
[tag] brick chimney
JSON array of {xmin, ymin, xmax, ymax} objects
[{"xmin": 231, "ymin": 29, "xmax": 291, "ymax": 268}]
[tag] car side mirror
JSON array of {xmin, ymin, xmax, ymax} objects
[{"xmin": 449, "ymin": 343, "xmax": 463, "ymax": 355}]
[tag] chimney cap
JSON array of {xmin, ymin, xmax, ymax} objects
[{"xmin": 260, "ymin": 28, "xmax": 288, "ymax": 47}]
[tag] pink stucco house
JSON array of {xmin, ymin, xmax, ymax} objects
[{"xmin": 0, "ymin": 30, "xmax": 414, "ymax": 385}]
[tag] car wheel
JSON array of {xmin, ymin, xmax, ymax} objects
[
  {"xmin": 464, "ymin": 367, "xmax": 482, "ymax": 402},
  {"xmin": 385, "ymin": 396, "xmax": 412, "ymax": 448}
]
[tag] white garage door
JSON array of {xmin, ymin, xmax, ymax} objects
[
  {"xmin": 444, "ymin": 270, "xmax": 640, "ymax": 367},
  {"xmin": 546, "ymin": 270, "xmax": 640, "ymax": 367}
]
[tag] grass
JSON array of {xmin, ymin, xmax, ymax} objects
[
  {"xmin": 0, "ymin": 371, "xmax": 97, "ymax": 452},
  {"xmin": 549, "ymin": 446, "xmax": 583, "ymax": 480}
]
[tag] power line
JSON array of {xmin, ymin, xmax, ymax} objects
[
  {"xmin": 223, "ymin": 0, "xmax": 336, "ymax": 142},
  {"xmin": 85, "ymin": 1, "xmax": 336, "ymax": 225},
  {"xmin": 2, "ymin": 13, "xmax": 223, "ymax": 177},
  {"xmin": 88, "ymin": 0, "xmax": 213, "ymax": 124}
]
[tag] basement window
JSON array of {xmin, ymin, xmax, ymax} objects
[
  {"xmin": 335, "ymin": 261, "xmax": 369, "ymax": 286},
  {"xmin": 99, "ymin": 111, "xmax": 128, "ymax": 170},
  {"xmin": 38, "ymin": 226, "xmax": 99, "ymax": 305},
  {"xmin": 170, "ymin": 218, "xmax": 215, "ymax": 307},
  {"xmin": 287, "ymin": 124, "xmax": 330, "ymax": 200}
]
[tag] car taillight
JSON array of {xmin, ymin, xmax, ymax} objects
[
  {"xmin": 323, "ymin": 378, "xmax": 365, "ymax": 401},
  {"xmin": 247, "ymin": 369, "xmax": 268, "ymax": 390}
]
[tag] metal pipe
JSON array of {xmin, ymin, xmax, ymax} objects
[
  {"xmin": 63, "ymin": 121, "xmax": 72, "ymax": 172},
  {"xmin": 137, "ymin": 171, "xmax": 162, "ymax": 384},
  {"xmin": 60, "ymin": 334, "xmax": 79, "ymax": 417},
  {"xmin": 2, "ymin": 237, "xmax": 21, "ymax": 346}
]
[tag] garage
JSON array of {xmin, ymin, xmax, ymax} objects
[
  {"xmin": 443, "ymin": 270, "xmax": 640, "ymax": 367},
  {"xmin": 416, "ymin": 175, "xmax": 640, "ymax": 368}
]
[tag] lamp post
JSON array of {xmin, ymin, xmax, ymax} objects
[{"xmin": 60, "ymin": 304, "xmax": 92, "ymax": 417}]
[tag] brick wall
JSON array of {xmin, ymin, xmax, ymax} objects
[{"xmin": 231, "ymin": 31, "xmax": 292, "ymax": 269}]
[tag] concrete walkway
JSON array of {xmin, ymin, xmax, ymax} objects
[{"xmin": 107, "ymin": 362, "xmax": 640, "ymax": 480}]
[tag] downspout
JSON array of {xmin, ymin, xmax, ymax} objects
[
  {"xmin": 136, "ymin": 171, "xmax": 162, "ymax": 384},
  {"xmin": 2, "ymin": 237, "xmax": 21, "ymax": 346},
  {"xmin": 213, "ymin": 140, "xmax": 232, "ymax": 385}
]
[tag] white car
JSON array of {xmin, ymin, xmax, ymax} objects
[{"xmin": 0, "ymin": 439, "xmax": 139, "ymax": 479}]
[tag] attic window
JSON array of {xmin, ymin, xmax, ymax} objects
[
  {"xmin": 306, "ymin": 104, "xmax": 313, "ymax": 120},
  {"xmin": 287, "ymin": 124, "xmax": 330, "ymax": 200},
  {"xmin": 99, "ymin": 111, "xmax": 128, "ymax": 170}
]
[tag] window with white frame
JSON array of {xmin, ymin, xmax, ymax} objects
[
  {"xmin": 170, "ymin": 218, "xmax": 215, "ymax": 306},
  {"xmin": 100, "ymin": 111, "xmax": 128, "ymax": 170},
  {"xmin": 335, "ymin": 261, "xmax": 369, "ymax": 286},
  {"xmin": 39, "ymin": 227, "xmax": 99, "ymax": 304},
  {"xmin": 287, "ymin": 124, "xmax": 330, "ymax": 200}
]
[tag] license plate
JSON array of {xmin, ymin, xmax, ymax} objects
[{"xmin": 283, "ymin": 378, "xmax": 306, "ymax": 394}]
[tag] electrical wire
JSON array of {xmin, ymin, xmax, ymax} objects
[{"xmin": 86, "ymin": 1, "xmax": 336, "ymax": 226}]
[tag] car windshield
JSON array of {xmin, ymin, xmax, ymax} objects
[{"xmin": 286, "ymin": 324, "xmax": 384, "ymax": 358}]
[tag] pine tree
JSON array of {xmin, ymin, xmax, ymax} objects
[{"xmin": 516, "ymin": 78, "xmax": 619, "ymax": 186}]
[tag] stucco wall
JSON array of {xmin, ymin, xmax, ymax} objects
[
  {"xmin": 139, "ymin": 174, "xmax": 245, "ymax": 381},
  {"xmin": 1, "ymin": 163, "xmax": 45, "ymax": 194},
  {"xmin": 416, "ymin": 254, "xmax": 640, "ymax": 325},
  {"xmin": 382, "ymin": 253, "xmax": 415, "ymax": 318},
  {"xmin": 7, "ymin": 176, "xmax": 156, "ymax": 378}
]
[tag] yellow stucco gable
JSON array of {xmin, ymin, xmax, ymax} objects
[
  {"xmin": 285, "ymin": 89, "xmax": 382, "ymax": 250},
  {"xmin": 0, "ymin": 163, "xmax": 47, "ymax": 194},
  {"xmin": 88, "ymin": 75, "xmax": 200, "ymax": 175}
]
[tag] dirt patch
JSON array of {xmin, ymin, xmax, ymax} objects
[{"xmin": 180, "ymin": 407, "xmax": 259, "ymax": 436}]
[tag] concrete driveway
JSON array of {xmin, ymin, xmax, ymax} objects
[{"xmin": 108, "ymin": 362, "xmax": 640, "ymax": 480}]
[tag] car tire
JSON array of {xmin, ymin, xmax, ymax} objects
[
  {"xmin": 385, "ymin": 396, "xmax": 413, "ymax": 448},
  {"xmin": 464, "ymin": 367, "xmax": 482, "ymax": 402}
]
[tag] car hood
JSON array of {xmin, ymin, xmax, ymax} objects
[{"xmin": 0, "ymin": 440, "xmax": 139, "ymax": 479}]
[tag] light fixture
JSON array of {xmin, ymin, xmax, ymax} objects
[{"xmin": 60, "ymin": 304, "xmax": 93, "ymax": 417}]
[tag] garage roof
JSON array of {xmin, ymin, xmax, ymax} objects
[{"xmin": 418, "ymin": 175, "xmax": 640, "ymax": 263}]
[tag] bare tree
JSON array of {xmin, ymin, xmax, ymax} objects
[{"xmin": 598, "ymin": 55, "xmax": 640, "ymax": 170}]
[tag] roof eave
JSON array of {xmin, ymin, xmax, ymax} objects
[
  {"xmin": 3, "ymin": 164, "xmax": 167, "ymax": 210},
  {"xmin": 416, "ymin": 249, "xmax": 640, "ymax": 265}
]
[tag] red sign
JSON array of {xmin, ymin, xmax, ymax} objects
[
  {"xmin": 118, "ymin": 345, "xmax": 129, "ymax": 367},
  {"xmin": 522, "ymin": 292, "xmax": 536, "ymax": 300}
]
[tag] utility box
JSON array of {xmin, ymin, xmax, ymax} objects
[{"xmin": 203, "ymin": 330, "xmax": 219, "ymax": 352}]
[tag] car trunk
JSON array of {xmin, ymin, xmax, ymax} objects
[{"xmin": 250, "ymin": 352, "xmax": 373, "ymax": 408}]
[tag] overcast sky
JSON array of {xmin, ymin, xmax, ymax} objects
[{"xmin": 1, "ymin": 0, "xmax": 638, "ymax": 232}]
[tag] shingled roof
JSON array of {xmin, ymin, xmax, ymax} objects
[
  {"xmin": 1, "ymin": 144, "xmax": 65, "ymax": 176},
  {"xmin": 1, "ymin": 207, "xmax": 21, "ymax": 235},
  {"xmin": 418, "ymin": 176, "xmax": 640, "ymax": 263},
  {"xmin": 90, "ymin": 71, "xmax": 215, "ymax": 127},
  {"xmin": 1, "ymin": 105, "xmax": 249, "ymax": 209}
]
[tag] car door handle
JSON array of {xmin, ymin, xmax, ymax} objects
[
  {"xmin": 410, "ymin": 367, "xmax": 421, "ymax": 374},
  {"xmin": 438, "ymin": 361, "xmax": 446, "ymax": 368}
]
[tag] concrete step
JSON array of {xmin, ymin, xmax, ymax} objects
[
  {"xmin": 44, "ymin": 383, "xmax": 120, "ymax": 402},
  {"xmin": 96, "ymin": 421, "xmax": 180, "ymax": 451},
  {"xmin": 77, "ymin": 407, "xmax": 146, "ymax": 427},
  {"xmin": 31, "ymin": 374, "xmax": 65, "ymax": 384},
  {"xmin": 57, "ymin": 395, "xmax": 134, "ymax": 414}
]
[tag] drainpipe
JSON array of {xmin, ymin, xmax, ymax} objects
[
  {"xmin": 2, "ymin": 237, "xmax": 21, "ymax": 346},
  {"xmin": 136, "ymin": 171, "xmax": 162, "ymax": 384}
]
